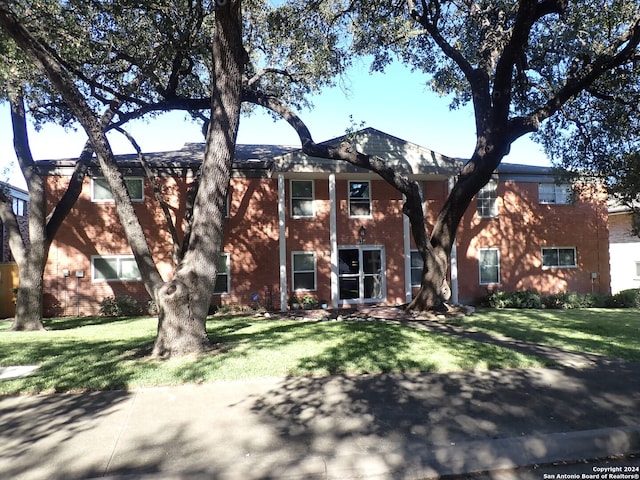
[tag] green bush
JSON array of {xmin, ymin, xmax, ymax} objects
[
  {"xmin": 482, "ymin": 289, "xmax": 638, "ymax": 310},
  {"xmin": 99, "ymin": 295, "xmax": 143, "ymax": 317},
  {"xmin": 611, "ymin": 289, "xmax": 640, "ymax": 308},
  {"xmin": 485, "ymin": 290, "xmax": 541, "ymax": 309}
]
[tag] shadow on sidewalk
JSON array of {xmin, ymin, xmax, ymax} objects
[{"xmin": 250, "ymin": 362, "xmax": 640, "ymax": 478}]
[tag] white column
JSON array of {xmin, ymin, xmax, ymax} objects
[
  {"xmin": 278, "ymin": 174, "xmax": 287, "ymax": 311},
  {"xmin": 403, "ymin": 195, "xmax": 412, "ymax": 303},
  {"xmin": 329, "ymin": 174, "xmax": 339, "ymax": 307},
  {"xmin": 448, "ymin": 176, "xmax": 459, "ymax": 304}
]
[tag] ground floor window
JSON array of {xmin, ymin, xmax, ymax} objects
[
  {"xmin": 338, "ymin": 246, "xmax": 384, "ymax": 301},
  {"xmin": 92, "ymin": 255, "xmax": 141, "ymax": 282},
  {"xmin": 410, "ymin": 250, "xmax": 423, "ymax": 287},
  {"xmin": 214, "ymin": 253, "xmax": 230, "ymax": 294},
  {"xmin": 542, "ymin": 247, "xmax": 576, "ymax": 268},
  {"xmin": 479, "ymin": 248, "xmax": 500, "ymax": 285},
  {"xmin": 292, "ymin": 251, "xmax": 316, "ymax": 291}
]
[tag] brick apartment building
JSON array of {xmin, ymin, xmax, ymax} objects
[{"xmin": 38, "ymin": 128, "xmax": 611, "ymax": 316}]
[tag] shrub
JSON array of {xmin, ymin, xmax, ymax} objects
[
  {"xmin": 485, "ymin": 290, "xmax": 541, "ymax": 309},
  {"xmin": 482, "ymin": 288, "xmax": 639, "ymax": 310},
  {"xmin": 611, "ymin": 288, "xmax": 640, "ymax": 308},
  {"xmin": 99, "ymin": 295, "xmax": 143, "ymax": 317}
]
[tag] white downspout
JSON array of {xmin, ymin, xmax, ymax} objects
[
  {"xmin": 448, "ymin": 176, "xmax": 459, "ymax": 304},
  {"xmin": 403, "ymin": 195, "xmax": 412, "ymax": 303},
  {"xmin": 329, "ymin": 173, "xmax": 339, "ymax": 308}
]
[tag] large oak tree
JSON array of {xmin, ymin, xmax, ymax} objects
[{"xmin": 2, "ymin": 0, "xmax": 639, "ymax": 355}]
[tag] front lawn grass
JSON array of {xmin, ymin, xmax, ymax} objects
[
  {"xmin": 451, "ymin": 308, "xmax": 640, "ymax": 361},
  {"xmin": 0, "ymin": 315, "xmax": 543, "ymax": 395}
]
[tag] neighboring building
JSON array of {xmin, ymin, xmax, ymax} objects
[
  {"xmin": 38, "ymin": 128, "xmax": 611, "ymax": 316},
  {"xmin": 608, "ymin": 204, "xmax": 640, "ymax": 294},
  {"xmin": 0, "ymin": 181, "xmax": 29, "ymax": 318}
]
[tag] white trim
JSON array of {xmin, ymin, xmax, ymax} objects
[
  {"xmin": 329, "ymin": 174, "xmax": 339, "ymax": 308},
  {"xmin": 91, "ymin": 254, "xmax": 141, "ymax": 282},
  {"xmin": 278, "ymin": 174, "xmax": 287, "ymax": 311},
  {"xmin": 290, "ymin": 179, "xmax": 315, "ymax": 218},
  {"xmin": 403, "ymin": 195, "xmax": 412, "ymax": 302},
  {"xmin": 291, "ymin": 251, "xmax": 317, "ymax": 291},
  {"xmin": 449, "ymin": 176, "xmax": 459, "ymax": 304}
]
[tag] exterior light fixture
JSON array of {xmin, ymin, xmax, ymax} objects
[{"xmin": 358, "ymin": 225, "xmax": 366, "ymax": 244}]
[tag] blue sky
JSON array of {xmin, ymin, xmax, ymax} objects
[{"xmin": 1, "ymin": 61, "xmax": 549, "ymax": 190}]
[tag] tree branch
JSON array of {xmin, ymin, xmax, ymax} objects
[{"xmin": 114, "ymin": 126, "xmax": 183, "ymax": 266}]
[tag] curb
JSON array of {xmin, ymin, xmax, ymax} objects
[
  {"xmin": 96, "ymin": 425, "xmax": 640, "ymax": 480},
  {"xmin": 405, "ymin": 425, "xmax": 640, "ymax": 479}
]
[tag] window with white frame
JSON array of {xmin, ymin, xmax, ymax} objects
[
  {"xmin": 292, "ymin": 252, "xmax": 316, "ymax": 291},
  {"xmin": 542, "ymin": 247, "xmax": 576, "ymax": 268},
  {"xmin": 349, "ymin": 180, "xmax": 371, "ymax": 217},
  {"xmin": 92, "ymin": 177, "xmax": 144, "ymax": 202},
  {"xmin": 290, "ymin": 180, "xmax": 314, "ymax": 217},
  {"xmin": 479, "ymin": 248, "xmax": 500, "ymax": 284},
  {"xmin": 635, "ymin": 261, "xmax": 640, "ymax": 278},
  {"xmin": 477, "ymin": 179, "xmax": 498, "ymax": 218},
  {"xmin": 12, "ymin": 197, "xmax": 26, "ymax": 216},
  {"xmin": 539, "ymin": 183, "xmax": 570, "ymax": 204},
  {"xmin": 213, "ymin": 253, "xmax": 230, "ymax": 294},
  {"xmin": 410, "ymin": 250, "xmax": 424, "ymax": 287},
  {"xmin": 92, "ymin": 255, "xmax": 141, "ymax": 281}
]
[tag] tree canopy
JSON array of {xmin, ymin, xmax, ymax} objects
[{"xmin": 2, "ymin": 0, "xmax": 639, "ymax": 348}]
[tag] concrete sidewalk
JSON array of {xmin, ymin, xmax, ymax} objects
[{"xmin": 2, "ymin": 360, "xmax": 640, "ymax": 480}]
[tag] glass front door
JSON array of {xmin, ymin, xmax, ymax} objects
[{"xmin": 338, "ymin": 247, "xmax": 384, "ymax": 302}]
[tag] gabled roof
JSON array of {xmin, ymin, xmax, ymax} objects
[
  {"xmin": 275, "ymin": 127, "xmax": 462, "ymax": 178},
  {"xmin": 35, "ymin": 127, "xmax": 557, "ymax": 181}
]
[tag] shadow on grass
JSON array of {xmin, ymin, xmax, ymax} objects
[
  {"xmin": 0, "ymin": 336, "xmax": 156, "ymax": 395},
  {"xmin": 456, "ymin": 308, "xmax": 640, "ymax": 361},
  {"xmin": 43, "ymin": 316, "xmax": 144, "ymax": 331},
  {"xmin": 152, "ymin": 317, "xmax": 542, "ymax": 385}
]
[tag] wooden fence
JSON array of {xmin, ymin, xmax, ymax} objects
[{"xmin": 0, "ymin": 263, "xmax": 18, "ymax": 318}]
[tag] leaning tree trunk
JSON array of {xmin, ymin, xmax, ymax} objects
[
  {"xmin": 152, "ymin": 0, "xmax": 245, "ymax": 357},
  {"xmin": 409, "ymin": 143, "xmax": 508, "ymax": 310}
]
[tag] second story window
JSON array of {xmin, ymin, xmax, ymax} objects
[
  {"xmin": 291, "ymin": 180, "xmax": 314, "ymax": 217},
  {"xmin": 92, "ymin": 177, "xmax": 144, "ymax": 202},
  {"xmin": 349, "ymin": 181, "xmax": 371, "ymax": 217},
  {"xmin": 12, "ymin": 197, "xmax": 26, "ymax": 217},
  {"xmin": 539, "ymin": 183, "xmax": 570, "ymax": 204},
  {"xmin": 477, "ymin": 179, "xmax": 498, "ymax": 218}
]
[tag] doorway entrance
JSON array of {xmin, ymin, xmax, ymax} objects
[{"xmin": 338, "ymin": 247, "xmax": 385, "ymax": 302}]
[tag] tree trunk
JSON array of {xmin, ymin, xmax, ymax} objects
[
  {"xmin": 152, "ymin": 0, "xmax": 245, "ymax": 357},
  {"xmin": 12, "ymin": 261, "xmax": 46, "ymax": 331},
  {"xmin": 152, "ymin": 280, "xmax": 210, "ymax": 356},
  {"xmin": 409, "ymin": 141, "xmax": 508, "ymax": 310}
]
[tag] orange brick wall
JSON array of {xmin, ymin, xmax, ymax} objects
[
  {"xmin": 455, "ymin": 181, "xmax": 610, "ymax": 304},
  {"xmin": 42, "ymin": 172, "xmax": 611, "ymax": 316}
]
